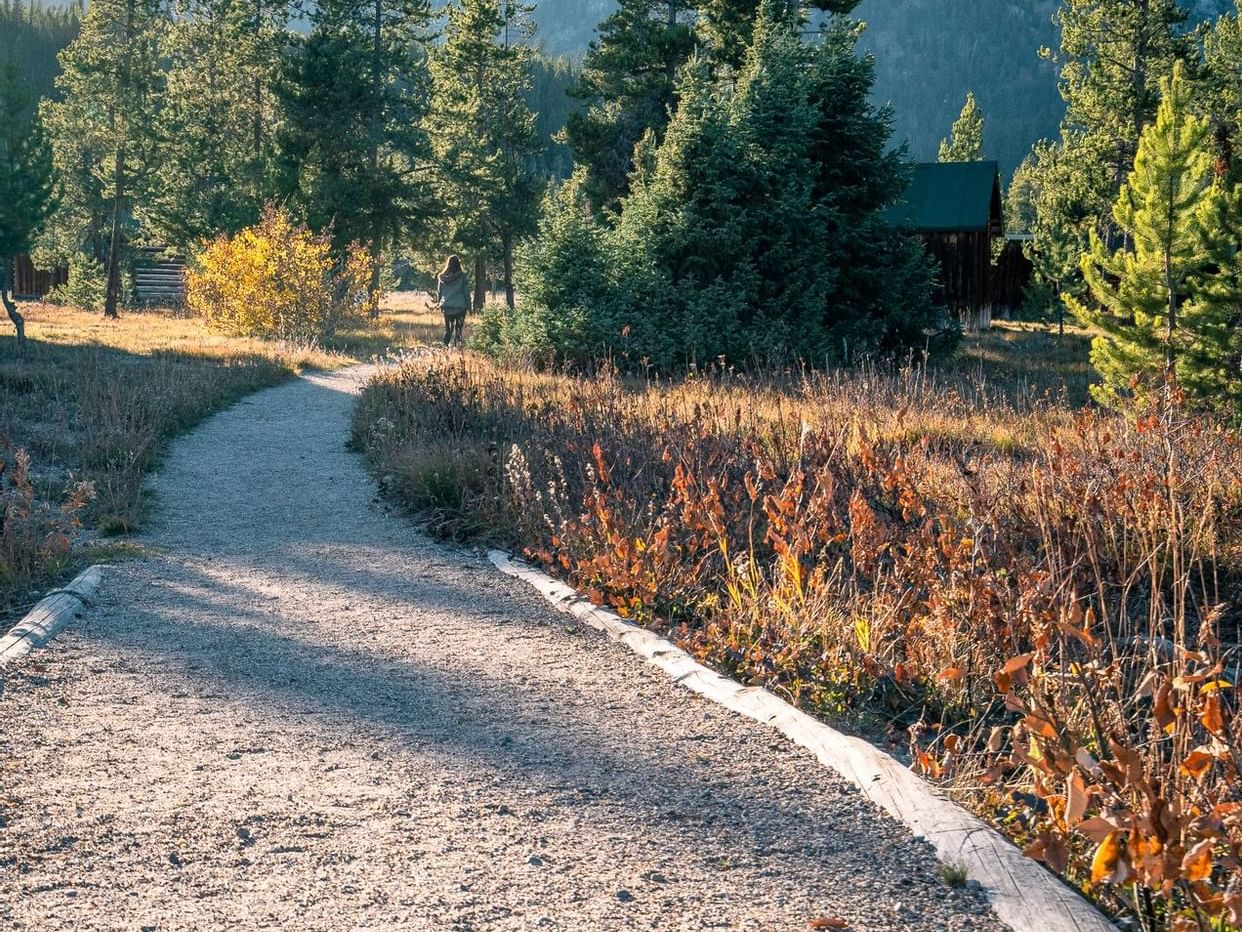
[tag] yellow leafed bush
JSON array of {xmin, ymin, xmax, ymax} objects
[{"xmin": 187, "ymin": 205, "xmax": 374, "ymax": 343}]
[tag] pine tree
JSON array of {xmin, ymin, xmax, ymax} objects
[
  {"xmin": 0, "ymin": 58, "xmax": 55, "ymax": 347},
  {"xmin": 1008, "ymin": 136, "xmax": 1105, "ymax": 330},
  {"xmin": 42, "ymin": 0, "xmax": 167, "ymax": 318},
  {"xmin": 279, "ymin": 0, "xmax": 434, "ymax": 302},
  {"xmin": 1203, "ymin": 4, "xmax": 1242, "ymax": 180},
  {"xmin": 1051, "ymin": 0, "xmax": 1189, "ymax": 236},
  {"xmin": 938, "ymin": 92, "xmax": 985, "ymax": 162},
  {"xmin": 563, "ymin": 0, "xmax": 698, "ymax": 211},
  {"xmin": 1183, "ymin": 186, "xmax": 1242, "ymax": 414},
  {"xmin": 146, "ymin": 0, "xmax": 285, "ymax": 249},
  {"xmin": 1067, "ymin": 64, "xmax": 1225, "ymax": 410},
  {"xmin": 429, "ymin": 0, "xmax": 544, "ymax": 308}
]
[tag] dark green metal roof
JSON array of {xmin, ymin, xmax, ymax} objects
[{"xmin": 885, "ymin": 161, "xmax": 1003, "ymax": 233}]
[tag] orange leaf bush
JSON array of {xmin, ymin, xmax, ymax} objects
[{"xmin": 355, "ymin": 354, "xmax": 1242, "ymax": 929}]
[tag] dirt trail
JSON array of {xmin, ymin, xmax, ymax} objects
[{"xmin": 0, "ymin": 367, "xmax": 1005, "ymax": 931}]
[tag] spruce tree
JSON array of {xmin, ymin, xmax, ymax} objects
[
  {"xmin": 43, "ymin": 0, "xmax": 167, "ymax": 318},
  {"xmin": 279, "ymin": 0, "xmax": 434, "ymax": 300},
  {"xmin": 1067, "ymin": 65, "xmax": 1225, "ymax": 410},
  {"xmin": 429, "ymin": 0, "xmax": 543, "ymax": 308},
  {"xmin": 938, "ymin": 92, "xmax": 985, "ymax": 162},
  {"xmin": 696, "ymin": 0, "xmax": 853, "ymax": 71},
  {"xmin": 147, "ymin": 0, "xmax": 285, "ymax": 249},
  {"xmin": 563, "ymin": 0, "xmax": 698, "ymax": 210},
  {"xmin": 0, "ymin": 58, "xmax": 55, "ymax": 347},
  {"xmin": 805, "ymin": 14, "xmax": 946, "ymax": 356}
]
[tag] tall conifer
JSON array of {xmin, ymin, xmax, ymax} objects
[
  {"xmin": 0, "ymin": 59, "xmax": 55, "ymax": 346},
  {"xmin": 43, "ymin": 0, "xmax": 168, "ymax": 318},
  {"xmin": 148, "ymin": 0, "xmax": 286, "ymax": 249},
  {"xmin": 938, "ymin": 93, "xmax": 985, "ymax": 162},
  {"xmin": 429, "ymin": 0, "xmax": 543, "ymax": 308},
  {"xmin": 563, "ymin": 0, "xmax": 697, "ymax": 210},
  {"xmin": 279, "ymin": 0, "xmax": 434, "ymax": 299},
  {"xmin": 1067, "ymin": 65, "xmax": 1228, "ymax": 410}
]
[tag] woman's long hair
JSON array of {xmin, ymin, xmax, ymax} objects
[{"xmin": 440, "ymin": 254, "xmax": 463, "ymax": 279}]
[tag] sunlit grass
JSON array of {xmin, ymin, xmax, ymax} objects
[{"xmin": 0, "ymin": 296, "xmax": 439, "ymax": 618}]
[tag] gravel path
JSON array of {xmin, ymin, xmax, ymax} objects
[{"xmin": 0, "ymin": 367, "xmax": 1006, "ymax": 931}]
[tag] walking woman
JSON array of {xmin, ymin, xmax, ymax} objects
[{"xmin": 436, "ymin": 255, "xmax": 472, "ymax": 346}]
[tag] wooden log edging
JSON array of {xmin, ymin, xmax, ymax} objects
[
  {"xmin": 0, "ymin": 566, "xmax": 104, "ymax": 668},
  {"xmin": 488, "ymin": 549, "xmax": 1117, "ymax": 932}
]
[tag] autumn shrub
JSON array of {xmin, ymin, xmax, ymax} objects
[
  {"xmin": 356, "ymin": 353, "xmax": 1242, "ymax": 930},
  {"xmin": 187, "ymin": 205, "xmax": 374, "ymax": 344}
]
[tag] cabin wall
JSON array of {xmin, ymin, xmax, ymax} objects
[
  {"xmin": 920, "ymin": 231, "xmax": 994, "ymax": 331},
  {"xmin": 11, "ymin": 254, "xmax": 68, "ymax": 298}
]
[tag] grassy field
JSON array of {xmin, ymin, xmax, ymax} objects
[
  {"xmin": 0, "ymin": 297, "xmax": 444, "ymax": 620},
  {"xmin": 354, "ymin": 325, "xmax": 1241, "ymax": 930}
]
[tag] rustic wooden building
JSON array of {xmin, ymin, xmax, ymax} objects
[
  {"xmin": 886, "ymin": 161, "xmax": 1008, "ymax": 331},
  {"xmin": 11, "ymin": 254, "xmax": 67, "ymax": 299}
]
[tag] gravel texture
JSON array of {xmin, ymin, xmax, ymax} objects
[{"xmin": 0, "ymin": 367, "xmax": 1006, "ymax": 931}]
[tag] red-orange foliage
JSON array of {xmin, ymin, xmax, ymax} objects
[{"xmin": 356, "ymin": 355, "xmax": 1242, "ymax": 929}]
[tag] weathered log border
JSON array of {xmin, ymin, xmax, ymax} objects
[
  {"xmin": 0, "ymin": 566, "xmax": 104, "ymax": 668},
  {"xmin": 489, "ymin": 549, "xmax": 1117, "ymax": 932}
]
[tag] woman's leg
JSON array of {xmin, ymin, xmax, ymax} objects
[
  {"xmin": 452, "ymin": 314, "xmax": 465, "ymax": 345},
  {"xmin": 443, "ymin": 313, "xmax": 452, "ymax": 346}
]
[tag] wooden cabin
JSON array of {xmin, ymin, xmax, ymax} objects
[
  {"xmin": 11, "ymin": 254, "xmax": 67, "ymax": 299},
  {"xmin": 886, "ymin": 161, "xmax": 1006, "ymax": 331}
]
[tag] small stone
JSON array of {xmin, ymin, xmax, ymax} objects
[
  {"xmin": 616, "ymin": 889, "xmax": 635, "ymax": 903},
  {"xmin": 528, "ymin": 855, "xmax": 544, "ymax": 867}
]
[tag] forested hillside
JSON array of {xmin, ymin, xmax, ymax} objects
[{"xmin": 0, "ymin": 0, "xmax": 81, "ymax": 106}]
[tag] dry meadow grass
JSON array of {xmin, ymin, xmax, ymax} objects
[
  {"xmin": 0, "ymin": 297, "xmax": 439, "ymax": 618},
  {"xmin": 355, "ymin": 329, "xmax": 1242, "ymax": 929}
]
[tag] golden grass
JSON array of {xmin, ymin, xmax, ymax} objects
[{"xmin": 0, "ymin": 296, "xmax": 442, "ymax": 617}]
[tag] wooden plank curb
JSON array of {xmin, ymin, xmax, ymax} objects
[
  {"xmin": 489, "ymin": 549, "xmax": 1118, "ymax": 932},
  {"xmin": 0, "ymin": 566, "xmax": 104, "ymax": 668}
]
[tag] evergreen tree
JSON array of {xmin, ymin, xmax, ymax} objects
[
  {"xmin": 1007, "ymin": 136, "xmax": 1104, "ymax": 330},
  {"xmin": 508, "ymin": 0, "xmax": 941, "ymax": 368},
  {"xmin": 562, "ymin": 0, "xmax": 698, "ymax": 211},
  {"xmin": 1067, "ymin": 65, "xmax": 1229, "ymax": 410},
  {"xmin": 429, "ymin": 0, "xmax": 544, "ymax": 308},
  {"xmin": 42, "ymin": 0, "xmax": 167, "ymax": 318},
  {"xmin": 1203, "ymin": 3, "xmax": 1242, "ymax": 179},
  {"xmin": 1044, "ymin": 0, "xmax": 1190, "ymax": 237},
  {"xmin": 279, "ymin": 0, "xmax": 434, "ymax": 301},
  {"xmin": 1184, "ymin": 184, "xmax": 1242, "ymax": 414},
  {"xmin": 478, "ymin": 169, "xmax": 616, "ymax": 359},
  {"xmin": 0, "ymin": 59, "xmax": 55, "ymax": 347},
  {"xmin": 697, "ymin": 0, "xmax": 854, "ymax": 71},
  {"xmin": 805, "ymin": 16, "xmax": 946, "ymax": 356},
  {"xmin": 938, "ymin": 92, "xmax": 985, "ymax": 162},
  {"xmin": 147, "ymin": 0, "xmax": 286, "ymax": 250}
]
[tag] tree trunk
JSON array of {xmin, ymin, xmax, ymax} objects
[
  {"xmin": 1, "ymin": 257, "xmax": 27, "ymax": 351},
  {"xmin": 103, "ymin": 144, "xmax": 127, "ymax": 319},
  {"xmin": 473, "ymin": 257, "xmax": 486, "ymax": 312},
  {"xmin": 502, "ymin": 232, "xmax": 515, "ymax": 309}
]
